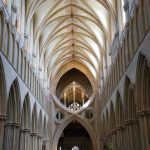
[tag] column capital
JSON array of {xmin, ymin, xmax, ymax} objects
[
  {"xmin": 137, "ymin": 110, "xmax": 150, "ymax": 116},
  {"xmin": 30, "ymin": 132, "xmax": 38, "ymax": 137},
  {"xmin": 0, "ymin": 114, "xmax": 6, "ymax": 121},
  {"xmin": 20, "ymin": 128, "xmax": 31, "ymax": 133},
  {"xmin": 5, "ymin": 122, "xmax": 21, "ymax": 128},
  {"xmin": 124, "ymin": 119, "xmax": 138, "ymax": 125},
  {"xmin": 116, "ymin": 125, "xmax": 125, "ymax": 130}
]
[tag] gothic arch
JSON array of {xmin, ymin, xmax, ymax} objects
[
  {"xmin": 105, "ymin": 107, "xmax": 109, "ymax": 136},
  {"xmin": 52, "ymin": 116, "xmax": 97, "ymax": 150},
  {"xmin": 109, "ymin": 101, "xmax": 117, "ymax": 149},
  {"xmin": 43, "ymin": 115, "xmax": 47, "ymax": 139},
  {"xmin": 115, "ymin": 90, "xmax": 123, "ymax": 127},
  {"xmin": 135, "ymin": 52, "xmax": 150, "ymax": 150},
  {"xmin": 6, "ymin": 78, "xmax": 21, "ymax": 123},
  {"xmin": 0, "ymin": 57, "xmax": 7, "ymax": 150},
  {"xmin": 123, "ymin": 75, "xmax": 141, "ymax": 150},
  {"xmin": 31, "ymin": 102, "xmax": 38, "ymax": 134},
  {"xmin": 135, "ymin": 52, "xmax": 150, "ymax": 111},
  {"xmin": 19, "ymin": 92, "xmax": 31, "ymax": 150},
  {"xmin": 0, "ymin": 57, "xmax": 7, "ymax": 115},
  {"xmin": 109, "ymin": 101, "xmax": 116, "ymax": 132},
  {"xmin": 21, "ymin": 93, "xmax": 31, "ymax": 129},
  {"xmin": 123, "ymin": 76, "xmax": 136, "ymax": 121},
  {"xmin": 115, "ymin": 90, "xmax": 124, "ymax": 150},
  {"xmin": 38, "ymin": 110, "xmax": 43, "ymax": 137},
  {"xmin": 3, "ymin": 77, "xmax": 21, "ymax": 150}
]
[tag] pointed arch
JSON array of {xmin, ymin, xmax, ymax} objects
[
  {"xmin": 3, "ymin": 78, "xmax": 21, "ymax": 150},
  {"xmin": 105, "ymin": 107, "xmax": 109, "ymax": 135},
  {"xmin": 0, "ymin": 57, "xmax": 7, "ymax": 115},
  {"xmin": 135, "ymin": 52, "xmax": 150, "ymax": 149},
  {"xmin": 123, "ymin": 75, "xmax": 137, "ymax": 121},
  {"xmin": 115, "ymin": 90, "xmax": 123, "ymax": 127},
  {"xmin": 6, "ymin": 78, "xmax": 21, "ymax": 123},
  {"xmin": 135, "ymin": 52, "xmax": 150, "ymax": 112},
  {"xmin": 53, "ymin": 116, "xmax": 97, "ymax": 150},
  {"xmin": 38, "ymin": 109, "xmax": 43, "ymax": 136},
  {"xmin": 21, "ymin": 92, "xmax": 31, "ymax": 129},
  {"xmin": 43, "ymin": 115, "xmax": 47, "ymax": 139},
  {"xmin": 109, "ymin": 101, "xmax": 116, "ymax": 132},
  {"xmin": 31, "ymin": 102, "xmax": 38, "ymax": 133}
]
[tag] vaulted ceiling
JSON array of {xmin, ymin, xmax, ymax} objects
[{"xmin": 26, "ymin": 0, "xmax": 116, "ymax": 91}]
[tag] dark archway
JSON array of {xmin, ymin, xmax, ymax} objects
[
  {"xmin": 56, "ymin": 68, "xmax": 93, "ymax": 98},
  {"xmin": 57, "ymin": 121, "xmax": 92, "ymax": 150}
]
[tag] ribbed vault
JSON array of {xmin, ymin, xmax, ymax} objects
[{"xmin": 25, "ymin": 0, "xmax": 116, "ymax": 86}]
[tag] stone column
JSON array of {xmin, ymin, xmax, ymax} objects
[
  {"xmin": 137, "ymin": 111, "xmax": 150, "ymax": 150},
  {"xmin": 124, "ymin": 120, "xmax": 141, "ymax": 150},
  {"xmin": 3, "ymin": 122, "xmax": 20, "ymax": 150},
  {"xmin": 37, "ymin": 135, "xmax": 43, "ymax": 150},
  {"xmin": 110, "ymin": 130, "xmax": 117, "ymax": 150},
  {"xmin": 19, "ymin": 128, "xmax": 31, "ymax": 150},
  {"xmin": 0, "ymin": 114, "xmax": 6, "ymax": 150},
  {"xmin": 116, "ymin": 126, "xmax": 125, "ymax": 150},
  {"xmin": 31, "ymin": 132, "xmax": 38, "ymax": 150}
]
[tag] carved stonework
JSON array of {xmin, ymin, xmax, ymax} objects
[
  {"xmin": 20, "ymin": 128, "xmax": 31, "ymax": 133},
  {"xmin": 124, "ymin": 119, "xmax": 137, "ymax": 125},
  {"xmin": 0, "ymin": 114, "xmax": 6, "ymax": 121},
  {"xmin": 30, "ymin": 132, "xmax": 38, "ymax": 137},
  {"xmin": 11, "ymin": 4, "xmax": 17, "ymax": 13},
  {"xmin": 137, "ymin": 110, "xmax": 150, "ymax": 117},
  {"xmin": 6, "ymin": 122, "xmax": 21, "ymax": 128}
]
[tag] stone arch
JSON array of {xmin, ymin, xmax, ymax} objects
[
  {"xmin": 43, "ymin": 115, "xmax": 47, "ymax": 139},
  {"xmin": 42, "ymin": 115, "xmax": 48, "ymax": 150},
  {"xmin": 0, "ymin": 57, "xmax": 7, "ymax": 150},
  {"xmin": 135, "ymin": 52, "xmax": 150, "ymax": 111},
  {"xmin": 135, "ymin": 52, "xmax": 150, "ymax": 150},
  {"xmin": 0, "ymin": 57, "xmax": 7, "ymax": 115},
  {"xmin": 38, "ymin": 110, "xmax": 43, "ymax": 137},
  {"xmin": 123, "ymin": 75, "xmax": 141, "ymax": 150},
  {"xmin": 3, "ymin": 77, "xmax": 21, "ymax": 150},
  {"xmin": 31, "ymin": 102, "xmax": 38, "ymax": 150},
  {"xmin": 21, "ymin": 93, "xmax": 31, "ymax": 129},
  {"xmin": 52, "ymin": 116, "xmax": 98, "ymax": 150},
  {"xmin": 123, "ymin": 76, "xmax": 136, "ymax": 121},
  {"xmin": 105, "ymin": 107, "xmax": 109, "ymax": 136},
  {"xmin": 19, "ymin": 92, "xmax": 31, "ymax": 150},
  {"xmin": 115, "ymin": 91, "xmax": 123, "ymax": 127},
  {"xmin": 109, "ymin": 101, "xmax": 116, "ymax": 149},
  {"xmin": 6, "ymin": 78, "xmax": 21, "ymax": 123},
  {"xmin": 109, "ymin": 101, "xmax": 116, "ymax": 132},
  {"xmin": 115, "ymin": 90, "xmax": 123, "ymax": 150},
  {"xmin": 37, "ymin": 109, "xmax": 43, "ymax": 150},
  {"xmin": 31, "ymin": 102, "xmax": 38, "ymax": 134}
]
